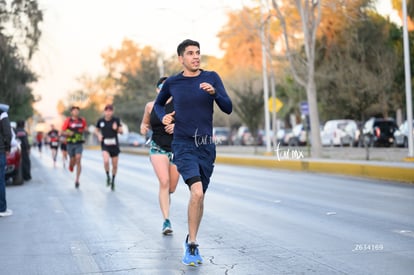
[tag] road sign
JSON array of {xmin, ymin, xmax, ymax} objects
[
  {"xmin": 300, "ymin": 101, "xmax": 309, "ymax": 115},
  {"xmin": 268, "ymin": 97, "xmax": 283, "ymax": 113}
]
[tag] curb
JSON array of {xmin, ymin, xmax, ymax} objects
[{"xmin": 216, "ymin": 155, "xmax": 414, "ymax": 184}]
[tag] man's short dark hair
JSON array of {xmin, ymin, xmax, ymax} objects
[
  {"xmin": 17, "ymin": 120, "xmax": 25, "ymax": 128},
  {"xmin": 177, "ymin": 39, "xmax": 200, "ymax": 56}
]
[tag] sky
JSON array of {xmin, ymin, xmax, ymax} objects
[
  {"xmin": 31, "ymin": 0, "xmax": 248, "ymax": 120},
  {"xmin": 30, "ymin": 0, "xmax": 397, "ymax": 121}
]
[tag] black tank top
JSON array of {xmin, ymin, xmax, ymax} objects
[{"xmin": 150, "ymin": 100, "xmax": 174, "ymax": 151}]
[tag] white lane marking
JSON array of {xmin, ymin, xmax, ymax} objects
[{"xmin": 394, "ymin": 229, "xmax": 414, "ymax": 238}]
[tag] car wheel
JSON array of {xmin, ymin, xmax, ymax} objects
[
  {"xmin": 12, "ymin": 161, "xmax": 23, "ymax": 185},
  {"xmin": 289, "ymin": 138, "xmax": 298, "ymax": 147}
]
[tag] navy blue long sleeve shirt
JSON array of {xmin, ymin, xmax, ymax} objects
[{"xmin": 154, "ymin": 70, "xmax": 232, "ymax": 142}]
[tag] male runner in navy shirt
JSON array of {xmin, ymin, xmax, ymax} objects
[{"xmin": 154, "ymin": 39, "xmax": 232, "ymax": 266}]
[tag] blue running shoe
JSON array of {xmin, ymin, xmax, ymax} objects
[
  {"xmin": 182, "ymin": 235, "xmax": 199, "ymax": 266},
  {"xmin": 194, "ymin": 245, "xmax": 203, "ymax": 264},
  {"xmin": 162, "ymin": 219, "xmax": 173, "ymax": 235}
]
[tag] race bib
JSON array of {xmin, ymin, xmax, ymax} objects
[
  {"xmin": 103, "ymin": 138, "xmax": 116, "ymax": 146},
  {"xmin": 51, "ymin": 141, "xmax": 59, "ymax": 147}
]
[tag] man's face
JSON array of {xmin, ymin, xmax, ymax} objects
[
  {"xmin": 71, "ymin": 108, "xmax": 79, "ymax": 117},
  {"xmin": 179, "ymin": 45, "xmax": 200, "ymax": 72},
  {"xmin": 104, "ymin": 108, "xmax": 113, "ymax": 118}
]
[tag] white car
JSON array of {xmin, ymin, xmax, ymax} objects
[
  {"xmin": 321, "ymin": 119, "xmax": 358, "ymax": 146},
  {"xmin": 394, "ymin": 120, "xmax": 414, "ymax": 147}
]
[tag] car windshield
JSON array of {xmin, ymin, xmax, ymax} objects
[
  {"xmin": 215, "ymin": 130, "xmax": 228, "ymax": 135},
  {"xmin": 375, "ymin": 121, "xmax": 396, "ymax": 130},
  {"xmin": 338, "ymin": 122, "xmax": 348, "ymax": 130}
]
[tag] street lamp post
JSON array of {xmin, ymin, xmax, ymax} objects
[
  {"xmin": 260, "ymin": 0, "xmax": 271, "ymax": 153},
  {"xmin": 402, "ymin": 0, "xmax": 414, "ymax": 158}
]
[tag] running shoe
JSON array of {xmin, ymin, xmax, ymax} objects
[
  {"xmin": 182, "ymin": 235, "xmax": 202, "ymax": 266},
  {"xmin": 162, "ymin": 219, "xmax": 173, "ymax": 235},
  {"xmin": 106, "ymin": 176, "xmax": 111, "ymax": 187},
  {"xmin": 0, "ymin": 209, "xmax": 13, "ymax": 217},
  {"xmin": 194, "ymin": 247, "xmax": 203, "ymax": 265},
  {"xmin": 111, "ymin": 180, "xmax": 115, "ymax": 191},
  {"xmin": 75, "ymin": 182, "xmax": 79, "ymax": 188},
  {"xmin": 69, "ymin": 163, "xmax": 74, "ymax": 172}
]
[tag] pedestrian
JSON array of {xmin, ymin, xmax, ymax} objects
[
  {"xmin": 15, "ymin": 120, "xmax": 32, "ymax": 181},
  {"xmin": 140, "ymin": 77, "xmax": 179, "ymax": 235},
  {"xmin": 62, "ymin": 106, "xmax": 87, "ymax": 188},
  {"xmin": 154, "ymin": 39, "xmax": 233, "ymax": 266},
  {"xmin": 59, "ymin": 132, "xmax": 68, "ymax": 169},
  {"xmin": 0, "ymin": 103, "xmax": 13, "ymax": 217},
  {"xmin": 35, "ymin": 131, "xmax": 43, "ymax": 154},
  {"xmin": 47, "ymin": 124, "xmax": 59, "ymax": 167},
  {"xmin": 94, "ymin": 104, "xmax": 123, "ymax": 191}
]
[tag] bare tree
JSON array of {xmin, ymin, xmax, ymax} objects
[{"xmin": 272, "ymin": 0, "xmax": 322, "ymax": 157}]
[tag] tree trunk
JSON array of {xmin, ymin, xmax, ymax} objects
[{"xmin": 306, "ymin": 78, "xmax": 322, "ymax": 158}]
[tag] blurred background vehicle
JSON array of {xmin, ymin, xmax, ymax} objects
[
  {"xmin": 232, "ymin": 126, "xmax": 267, "ymax": 146},
  {"xmin": 280, "ymin": 128, "xmax": 292, "ymax": 146},
  {"xmin": 284, "ymin": 124, "xmax": 307, "ymax": 146},
  {"xmin": 340, "ymin": 120, "xmax": 361, "ymax": 147},
  {"xmin": 394, "ymin": 120, "xmax": 414, "ymax": 148},
  {"xmin": 232, "ymin": 126, "xmax": 254, "ymax": 146},
  {"xmin": 118, "ymin": 132, "xmax": 146, "ymax": 147},
  {"xmin": 6, "ymin": 125, "xmax": 23, "ymax": 185},
  {"xmin": 362, "ymin": 117, "xmax": 398, "ymax": 147},
  {"xmin": 276, "ymin": 128, "xmax": 291, "ymax": 146},
  {"xmin": 259, "ymin": 129, "xmax": 275, "ymax": 146},
  {"xmin": 321, "ymin": 119, "xmax": 358, "ymax": 147},
  {"xmin": 213, "ymin": 127, "xmax": 231, "ymax": 145}
]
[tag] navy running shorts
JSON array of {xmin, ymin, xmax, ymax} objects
[{"xmin": 172, "ymin": 141, "xmax": 216, "ymax": 193}]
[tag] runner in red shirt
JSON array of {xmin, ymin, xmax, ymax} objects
[
  {"xmin": 36, "ymin": 132, "xmax": 43, "ymax": 154},
  {"xmin": 61, "ymin": 106, "xmax": 87, "ymax": 188}
]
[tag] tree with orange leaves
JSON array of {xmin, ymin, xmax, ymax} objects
[{"xmin": 392, "ymin": 0, "xmax": 414, "ymax": 30}]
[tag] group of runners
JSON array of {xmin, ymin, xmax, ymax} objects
[{"xmin": 39, "ymin": 39, "xmax": 233, "ymax": 267}]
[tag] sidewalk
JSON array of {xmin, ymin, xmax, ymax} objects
[{"xmin": 114, "ymin": 145, "xmax": 414, "ymax": 184}]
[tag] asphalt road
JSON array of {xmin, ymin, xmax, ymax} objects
[{"xmin": 0, "ymin": 149, "xmax": 413, "ymax": 274}]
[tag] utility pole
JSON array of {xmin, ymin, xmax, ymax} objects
[
  {"xmin": 402, "ymin": 0, "xmax": 414, "ymax": 158},
  {"xmin": 260, "ymin": 0, "xmax": 271, "ymax": 153}
]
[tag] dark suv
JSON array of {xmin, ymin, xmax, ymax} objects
[{"xmin": 362, "ymin": 118, "xmax": 398, "ymax": 147}]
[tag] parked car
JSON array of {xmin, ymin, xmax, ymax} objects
[
  {"xmin": 5, "ymin": 127, "xmax": 23, "ymax": 185},
  {"xmin": 362, "ymin": 117, "xmax": 398, "ymax": 147},
  {"xmin": 232, "ymin": 126, "xmax": 257, "ymax": 146},
  {"xmin": 118, "ymin": 132, "xmax": 146, "ymax": 147},
  {"xmin": 321, "ymin": 119, "xmax": 358, "ymax": 146},
  {"xmin": 276, "ymin": 128, "xmax": 291, "ymax": 146},
  {"xmin": 285, "ymin": 124, "xmax": 307, "ymax": 146},
  {"xmin": 213, "ymin": 127, "xmax": 231, "ymax": 145},
  {"xmin": 258, "ymin": 129, "xmax": 276, "ymax": 146},
  {"xmin": 394, "ymin": 120, "xmax": 414, "ymax": 147},
  {"xmin": 340, "ymin": 121, "xmax": 362, "ymax": 147}
]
